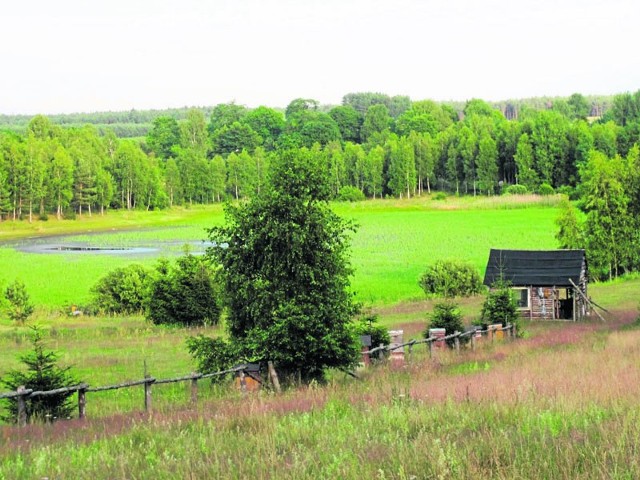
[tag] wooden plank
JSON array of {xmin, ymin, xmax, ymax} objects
[
  {"xmin": 569, "ymin": 278, "xmax": 606, "ymax": 322},
  {"xmin": 268, "ymin": 361, "xmax": 281, "ymax": 394}
]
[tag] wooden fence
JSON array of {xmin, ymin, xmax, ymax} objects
[{"xmin": 0, "ymin": 324, "xmax": 515, "ymax": 427}]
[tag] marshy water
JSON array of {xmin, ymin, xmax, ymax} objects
[{"xmin": 3, "ymin": 229, "xmax": 215, "ymax": 257}]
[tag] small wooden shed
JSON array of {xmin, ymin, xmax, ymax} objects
[{"xmin": 483, "ymin": 249, "xmax": 588, "ymax": 321}]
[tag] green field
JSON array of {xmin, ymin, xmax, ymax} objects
[
  {"xmin": 2, "ymin": 195, "xmax": 640, "ymax": 479},
  {"xmin": 0, "ymin": 195, "xmax": 560, "ymax": 309}
]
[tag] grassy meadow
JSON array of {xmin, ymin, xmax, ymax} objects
[
  {"xmin": 1, "ymin": 194, "xmax": 639, "ymax": 478},
  {"xmin": 1, "ymin": 313, "xmax": 640, "ymax": 478},
  {"xmin": 0, "ymin": 194, "xmax": 560, "ymax": 309}
]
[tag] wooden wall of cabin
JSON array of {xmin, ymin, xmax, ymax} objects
[{"xmin": 530, "ymin": 287, "xmax": 556, "ymax": 320}]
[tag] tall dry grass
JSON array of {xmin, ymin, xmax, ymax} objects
[{"xmin": 2, "ymin": 317, "xmax": 640, "ymax": 478}]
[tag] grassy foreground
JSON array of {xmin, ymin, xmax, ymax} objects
[
  {"xmin": 1, "ymin": 313, "xmax": 639, "ymax": 479},
  {"xmin": 0, "ymin": 195, "xmax": 639, "ymax": 478}
]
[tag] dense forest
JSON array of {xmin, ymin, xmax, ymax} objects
[{"xmin": 0, "ymin": 90, "xmax": 639, "ymax": 214}]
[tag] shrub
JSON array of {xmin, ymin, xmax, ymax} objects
[
  {"xmin": 337, "ymin": 186, "xmax": 365, "ymax": 202},
  {"xmin": 480, "ymin": 280, "xmax": 521, "ymax": 332},
  {"xmin": 556, "ymin": 185, "xmax": 579, "ymax": 200},
  {"xmin": 1, "ymin": 327, "xmax": 78, "ymax": 423},
  {"xmin": 423, "ymin": 301, "xmax": 465, "ymax": 347},
  {"xmin": 537, "ymin": 183, "xmax": 555, "ymax": 195},
  {"xmin": 186, "ymin": 335, "xmax": 239, "ymax": 383},
  {"xmin": 147, "ymin": 253, "xmax": 222, "ymax": 326},
  {"xmin": 432, "ymin": 191, "xmax": 447, "ymax": 201},
  {"xmin": 419, "ymin": 260, "xmax": 483, "ymax": 298},
  {"xmin": 4, "ymin": 279, "xmax": 35, "ymax": 324},
  {"xmin": 91, "ymin": 264, "xmax": 151, "ymax": 315},
  {"xmin": 504, "ymin": 184, "xmax": 528, "ymax": 195}
]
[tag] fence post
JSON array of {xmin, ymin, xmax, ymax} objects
[
  {"xmin": 378, "ymin": 343, "xmax": 384, "ymax": 362},
  {"xmin": 512, "ymin": 323, "xmax": 517, "ymax": 339},
  {"xmin": 190, "ymin": 373, "xmax": 198, "ymax": 405},
  {"xmin": 17, "ymin": 386, "xmax": 27, "ymax": 427},
  {"xmin": 78, "ymin": 386, "xmax": 87, "ymax": 420},
  {"xmin": 471, "ymin": 334, "xmax": 476, "ymax": 351},
  {"xmin": 239, "ymin": 370, "xmax": 247, "ymax": 396},
  {"xmin": 408, "ymin": 342, "xmax": 414, "ymax": 363},
  {"xmin": 428, "ymin": 339, "xmax": 433, "ymax": 358},
  {"xmin": 268, "ymin": 361, "xmax": 281, "ymax": 394},
  {"xmin": 144, "ymin": 374, "xmax": 152, "ymax": 412},
  {"xmin": 454, "ymin": 331, "xmax": 460, "ymax": 354}
]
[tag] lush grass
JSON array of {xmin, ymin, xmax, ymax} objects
[
  {"xmin": 1, "ymin": 316, "xmax": 640, "ymax": 478},
  {"xmin": 1, "ymin": 194, "xmax": 639, "ymax": 478},
  {"xmin": 0, "ymin": 196, "xmax": 561, "ymax": 308}
]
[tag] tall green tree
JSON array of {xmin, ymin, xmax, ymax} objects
[
  {"xmin": 344, "ymin": 142, "xmax": 366, "ymax": 192},
  {"xmin": 387, "ymin": 135, "xmax": 416, "ymax": 198},
  {"xmin": 361, "ymin": 104, "xmax": 392, "ymax": 143},
  {"xmin": 211, "ymin": 121, "xmax": 261, "ymax": 155},
  {"xmin": 180, "ymin": 109, "xmax": 209, "ymax": 156},
  {"xmin": 514, "ymin": 133, "xmax": 538, "ymax": 190},
  {"xmin": 580, "ymin": 150, "xmax": 635, "ymax": 279},
  {"xmin": 207, "ymin": 148, "xmax": 359, "ymax": 381},
  {"xmin": 476, "ymin": 132, "xmax": 498, "ymax": 194},
  {"xmin": 208, "ymin": 103, "xmax": 247, "ymax": 134},
  {"xmin": 146, "ymin": 116, "xmax": 180, "ymax": 159},
  {"xmin": 48, "ymin": 143, "xmax": 74, "ymax": 219},
  {"xmin": 555, "ymin": 200, "xmax": 584, "ymax": 249},
  {"xmin": 325, "ymin": 141, "xmax": 346, "ymax": 197},
  {"xmin": 328, "ymin": 105, "xmax": 362, "ymax": 143},
  {"xmin": 164, "ymin": 158, "xmax": 183, "ymax": 207},
  {"xmin": 209, "ymin": 155, "xmax": 227, "ymax": 202},
  {"xmin": 242, "ymin": 106, "xmax": 284, "ymax": 151},
  {"xmin": 365, "ymin": 145, "xmax": 385, "ymax": 198}
]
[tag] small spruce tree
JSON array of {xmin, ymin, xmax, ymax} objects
[
  {"xmin": 480, "ymin": 280, "xmax": 521, "ymax": 333},
  {"xmin": 1, "ymin": 327, "xmax": 78, "ymax": 423}
]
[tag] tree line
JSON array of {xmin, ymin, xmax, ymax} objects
[{"xmin": 1, "ymin": 91, "xmax": 640, "ymax": 220}]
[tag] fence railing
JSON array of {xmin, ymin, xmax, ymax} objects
[{"xmin": 0, "ymin": 324, "xmax": 515, "ymax": 427}]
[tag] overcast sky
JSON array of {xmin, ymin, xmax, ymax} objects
[{"xmin": 1, "ymin": 0, "xmax": 638, "ymax": 114}]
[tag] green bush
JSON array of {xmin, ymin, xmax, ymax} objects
[
  {"xmin": 337, "ymin": 186, "xmax": 365, "ymax": 202},
  {"xmin": 556, "ymin": 185, "xmax": 579, "ymax": 200},
  {"xmin": 419, "ymin": 260, "xmax": 483, "ymax": 298},
  {"xmin": 1, "ymin": 327, "xmax": 79, "ymax": 423},
  {"xmin": 91, "ymin": 264, "xmax": 151, "ymax": 315},
  {"xmin": 147, "ymin": 253, "xmax": 222, "ymax": 327},
  {"xmin": 504, "ymin": 184, "xmax": 528, "ymax": 195},
  {"xmin": 432, "ymin": 191, "xmax": 447, "ymax": 201},
  {"xmin": 423, "ymin": 301, "xmax": 465, "ymax": 347},
  {"xmin": 4, "ymin": 279, "xmax": 35, "ymax": 324},
  {"xmin": 186, "ymin": 335, "xmax": 239, "ymax": 382},
  {"xmin": 537, "ymin": 183, "xmax": 555, "ymax": 195}
]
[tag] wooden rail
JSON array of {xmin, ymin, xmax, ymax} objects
[{"xmin": 0, "ymin": 326, "xmax": 515, "ymax": 427}]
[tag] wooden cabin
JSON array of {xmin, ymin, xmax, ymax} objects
[{"xmin": 483, "ymin": 249, "xmax": 588, "ymax": 321}]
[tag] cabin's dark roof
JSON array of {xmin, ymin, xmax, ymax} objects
[{"xmin": 483, "ymin": 249, "xmax": 586, "ymax": 287}]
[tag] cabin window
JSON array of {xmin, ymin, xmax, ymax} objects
[{"xmin": 513, "ymin": 288, "xmax": 530, "ymax": 309}]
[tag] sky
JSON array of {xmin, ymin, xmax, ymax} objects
[{"xmin": 1, "ymin": 0, "xmax": 638, "ymax": 115}]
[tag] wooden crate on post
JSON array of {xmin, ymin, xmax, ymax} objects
[
  {"xmin": 429, "ymin": 328, "xmax": 446, "ymax": 349},
  {"xmin": 234, "ymin": 363, "xmax": 261, "ymax": 392},
  {"xmin": 491, "ymin": 324, "xmax": 504, "ymax": 341},
  {"xmin": 388, "ymin": 330, "xmax": 404, "ymax": 367}
]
